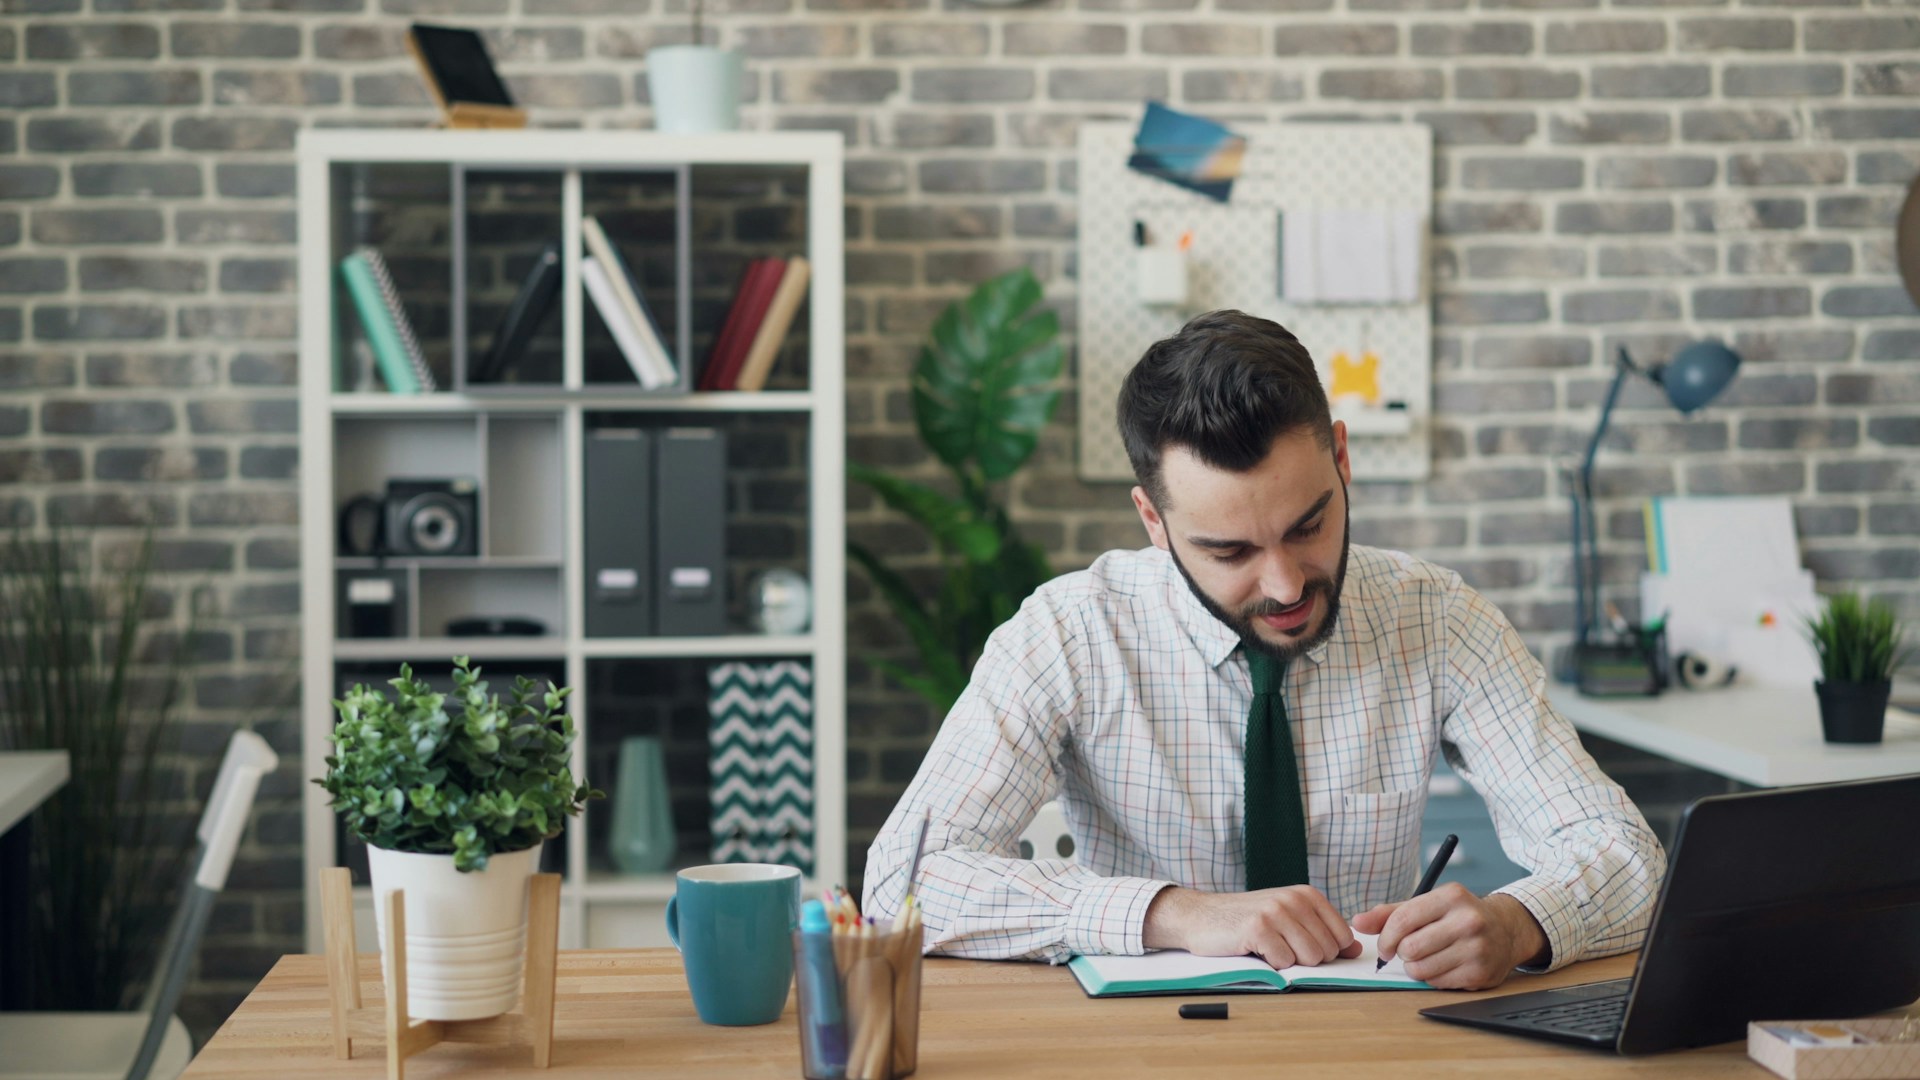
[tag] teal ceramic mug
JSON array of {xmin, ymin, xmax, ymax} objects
[{"xmin": 665, "ymin": 863, "xmax": 802, "ymax": 1025}]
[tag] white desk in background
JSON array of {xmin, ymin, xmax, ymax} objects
[
  {"xmin": 1547, "ymin": 682, "xmax": 1920, "ymax": 788},
  {"xmin": 0, "ymin": 750, "xmax": 69, "ymax": 1010}
]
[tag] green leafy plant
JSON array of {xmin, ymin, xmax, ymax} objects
[
  {"xmin": 1806, "ymin": 591, "xmax": 1909, "ymax": 685},
  {"xmin": 0, "ymin": 525, "xmax": 194, "ymax": 1010},
  {"xmin": 316, "ymin": 658, "xmax": 600, "ymax": 872},
  {"xmin": 849, "ymin": 268, "xmax": 1064, "ymax": 713}
]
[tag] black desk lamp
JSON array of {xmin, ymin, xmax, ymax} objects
[{"xmin": 1568, "ymin": 341, "xmax": 1742, "ymax": 689}]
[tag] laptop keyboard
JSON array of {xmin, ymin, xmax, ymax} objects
[{"xmin": 1496, "ymin": 991, "xmax": 1629, "ymax": 1039}]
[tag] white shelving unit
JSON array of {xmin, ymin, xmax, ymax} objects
[{"xmin": 296, "ymin": 129, "xmax": 846, "ymax": 952}]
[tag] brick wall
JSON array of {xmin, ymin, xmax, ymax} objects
[{"xmin": 3, "ymin": 0, "xmax": 1915, "ymax": 1040}]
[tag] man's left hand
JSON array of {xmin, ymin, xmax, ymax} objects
[{"xmin": 1350, "ymin": 885, "xmax": 1548, "ymax": 990}]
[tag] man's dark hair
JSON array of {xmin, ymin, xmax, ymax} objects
[{"xmin": 1116, "ymin": 309, "xmax": 1333, "ymax": 510}]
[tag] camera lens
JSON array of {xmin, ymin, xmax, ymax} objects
[{"xmin": 403, "ymin": 496, "xmax": 463, "ymax": 555}]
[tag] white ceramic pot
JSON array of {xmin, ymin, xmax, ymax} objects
[
  {"xmin": 646, "ymin": 45, "xmax": 744, "ymax": 133},
  {"xmin": 367, "ymin": 843, "xmax": 541, "ymax": 1021}
]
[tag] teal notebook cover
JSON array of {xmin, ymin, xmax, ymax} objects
[
  {"xmin": 339, "ymin": 252, "xmax": 420, "ymax": 395},
  {"xmin": 1069, "ymin": 935, "xmax": 1429, "ymax": 998}
]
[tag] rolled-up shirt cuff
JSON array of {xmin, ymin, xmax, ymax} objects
[
  {"xmin": 1492, "ymin": 877, "xmax": 1585, "ymax": 974},
  {"xmin": 1064, "ymin": 876, "xmax": 1175, "ymax": 959}
]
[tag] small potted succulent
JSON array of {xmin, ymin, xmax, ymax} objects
[
  {"xmin": 315, "ymin": 657, "xmax": 599, "ymax": 1020},
  {"xmin": 1806, "ymin": 592, "xmax": 1909, "ymax": 744},
  {"xmin": 645, "ymin": 0, "xmax": 743, "ymax": 133}
]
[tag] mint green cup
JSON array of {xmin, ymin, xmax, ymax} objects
[{"xmin": 666, "ymin": 863, "xmax": 802, "ymax": 1026}]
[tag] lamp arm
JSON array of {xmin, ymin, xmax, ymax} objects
[{"xmin": 1574, "ymin": 348, "xmax": 1637, "ymax": 645}]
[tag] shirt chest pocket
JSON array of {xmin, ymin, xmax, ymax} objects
[{"xmin": 1307, "ymin": 785, "xmax": 1429, "ymax": 902}]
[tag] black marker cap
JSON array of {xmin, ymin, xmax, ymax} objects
[{"xmin": 1179, "ymin": 1002, "xmax": 1229, "ymax": 1020}]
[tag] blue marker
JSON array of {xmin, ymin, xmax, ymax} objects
[{"xmin": 798, "ymin": 899, "xmax": 848, "ymax": 1078}]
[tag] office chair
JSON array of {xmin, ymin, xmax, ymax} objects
[
  {"xmin": 0, "ymin": 730, "xmax": 280, "ymax": 1080},
  {"xmin": 1018, "ymin": 800, "xmax": 1075, "ymax": 862}
]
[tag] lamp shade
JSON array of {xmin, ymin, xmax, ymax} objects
[{"xmin": 1653, "ymin": 340, "xmax": 1741, "ymax": 415}]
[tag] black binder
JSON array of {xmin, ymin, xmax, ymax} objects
[
  {"xmin": 654, "ymin": 427, "xmax": 727, "ymax": 635},
  {"xmin": 584, "ymin": 428, "xmax": 653, "ymax": 637},
  {"xmin": 471, "ymin": 239, "xmax": 560, "ymax": 384}
]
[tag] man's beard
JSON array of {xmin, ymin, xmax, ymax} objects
[{"xmin": 1167, "ymin": 491, "xmax": 1352, "ymax": 663}]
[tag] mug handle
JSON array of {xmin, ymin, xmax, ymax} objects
[{"xmin": 665, "ymin": 895, "xmax": 680, "ymax": 952}]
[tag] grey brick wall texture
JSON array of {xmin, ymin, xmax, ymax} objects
[{"xmin": 4, "ymin": 0, "xmax": 1918, "ymax": 1042}]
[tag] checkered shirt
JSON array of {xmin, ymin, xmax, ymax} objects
[{"xmin": 863, "ymin": 544, "xmax": 1666, "ymax": 972}]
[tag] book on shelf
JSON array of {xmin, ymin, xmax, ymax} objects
[
  {"xmin": 582, "ymin": 214, "xmax": 676, "ymax": 388},
  {"xmin": 731, "ymin": 256, "xmax": 809, "ymax": 393},
  {"xmin": 471, "ymin": 239, "xmax": 561, "ymax": 385},
  {"xmin": 339, "ymin": 247, "xmax": 436, "ymax": 394},
  {"xmin": 700, "ymin": 257, "xmax": 787, "ymax": 393},
  {"xmin": 582, "ymin": 256, "xmax": 671, "ymax": 390}
]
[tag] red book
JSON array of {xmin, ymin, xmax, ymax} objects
[
  {"xmin": 699, "ymin": 259, "xmax": 769, "ymax": 391},
  {"xmin": 706, "ymin": 258, "xmax": 788, "ymax": 392}
]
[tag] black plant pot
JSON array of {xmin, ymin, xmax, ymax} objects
[{"xmin": 1815, "ymin": 679, "xmax": 1892, "ymax": 744}]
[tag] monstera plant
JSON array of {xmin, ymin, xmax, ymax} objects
[{"xmin": 849, "ymin": 268, "xmax": 1064, "ymax": 713}]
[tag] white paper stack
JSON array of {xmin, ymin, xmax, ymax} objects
[{"xmin": 1280, "ymin": 208, "xmax": 1423, "ymax": 304}]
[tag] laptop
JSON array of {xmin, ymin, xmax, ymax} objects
[{"xmin": 1420, "ymin": 773, "xmax": 1920, "ymax": 1054}]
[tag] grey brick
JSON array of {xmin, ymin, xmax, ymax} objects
[
  {"xmin": 1434, "ymin": 379, "xmax": 1556, "ymax": 413},
  {"xmin": 1353, "ymin": 514, "xmax": 1469, "ymax": 549},
  {"xmin": 177, "ymin": 209, "xmax": 295, "ymax": 246},
  {"xmin": 78, "ymin": 257, "xmax": 208, "ymax": 293},
  {"xmin": 217, "ymin": 257, "xmax": 296, "ymax": 295},
  {"xmin": 845, "ymin": 251, "xmax": 913, "ymax": 286},
  {"xmin": 1738, "ymin": 418, "xmax": 1857, "ymax": 450},
  {"xmin": 1805, "ymin": 549, "xmax": 1920, "ymax": 583},
  {"xmin": 213, "ymin": 71, "xmax": 342, "ymax": 107},
  {"xmin": 0, "ymin": 407, "xmax": 27, "ymax": 436},
  {"xmin": 1816, "ymin": 193, "xmax": 1903, "ymax": 230},
  {"xmin": 1684, "ymin": 196, "xmax": 1805, "ymax": 233},
  {"xmin": 1435, "ymin": 200, "xmax": 1543, "ymax": 235},
  {"xmin": 1814, "ymin": 108, "xmax": 1920, "ymax": 142},
  {"xmin": 42, "ymin": 399, "xmax": 174, "ymax": 435},
  {"xmin": 1594, "ymin": 63, "xmax": 1710, "ymax": 98},
  {"xmin": 1855, "ymin": 62, "xmax": 1920, "ymax": 98},
  {"xmin": 314, "ymin": 24, "xmax": 400, "ymax": 60},
  {"xmin": 908, "ymin": 68, "xmax": 1024, "ymax": 104},
  {"xmin": 1416, "ymin": 110, "xmax": 1536, "ymax": 146},
  {"xmin": 1681, "ymin": 108, "xmax": 1797, "ymax": 143},
  {"xmin": 1596, "ymin": 155, "xmax": 1716, "ymax": 189},
  {"xmin": 737, "ymin": 24, "xmax": 858, "ymax": 58},
  {"xmin": 1714, "ymin": 372, "xmax": 1818, "ymax": 407},
  {"xmin": 874, "ymin": 23, "xmax": 989, "ymax": 57},
  {"xmin": 1805, "ymin": 16, "xmax": 1920, "ymax": 51},
  {"xmin": 25, "ymin": 23, "xmax": 160, "ymax": 59},
  {"xmin": 1693, "ymin": 286, "xmax": 1812, "ymax": 319},
  {"xmin": 0, "ymin": 449, "xmax": 82, "ymax": 485},
  {"xmin": 1727, "ymin": 240, "xmax": 1852, "ymax": 276},
  {"xmin": 1462, "ymin": 156, "xmax": 1582, "ymax": 191},
  {"xmin": 919, "ymin": 160, "xmax": 1044, "ymax": 195},
  {"xmin": 171, "ymin": 117, "xmax": 299, "ymax": 152},
  {"xmin": 1817, "ymin": 460, "xmax": 1919, "ymax": 495},
  {"xmin": 188, "ymin": 491, "xmax": 298, "ymax": 527},
  {"xmin": 1870, "ymin": 504, "xmax": 1920, "ymax": 537},
  {"xmin": 230, "ymin": 350, "xmax": 295, "ymax": 386},
  {"xmin": 1437, "ymin": 291, "xmax": 1551, "ymax": 325},
  {"xmin": 1556, "ymin": 201, "xmax": 1673, "ymax": 235},
  {"xmin": 69, "ymin": 70, "xmax": 202, "ymax": 107},
  {"xmin": 1185, "ymin": 71, "xmax": 1305, "ymax": 103},
  {"xmin": 171, "ymin": 21, "xmax": 301, "ymax": 58},
  {"xmin": 1795, "ymin": 504, "xmax": 1861, "ymax": 539},
  {"xmin": 1348, "ymin": 0, "xmax": 1465, "ymax": 10},
  {"xmin": 1457, "ymin": 66, "xmax": 1582, "ymax": 99},
  {"xmin": 26, "ymin": 117, "xmax": 162, "ymax": 154},
  {"xmin": 1544, "ymin": 20, "xmax": 1665, "ymax": 53},
  {"xmin": 1865, "ymin": 330, "xmax": 1920, "ymax": 362},
  {"xmin": 245, "ymin": 537, "xmax": 299, "ymax": 570},
  {"xmin": 1600, "ymin": 419, "xmax": 1729, "ymax": 453},
  {"xmin": 1477, "ymin": 511, "xmax": 1571, "ymax": 545},
  {"xmin": 925, "ymin": 249, "xmax": 1049, "ymax": 285},
  {"xmin": 887, "ymin": 113, "xmax": 993, "ymax": 150},
  {"xmin": 93, "ymin": 446, "xmax": 224, "ymax": 482},
  {"xmin": 1598, "ymin": 244, "xmax": 1717, "ymax": 277},
  {"xmin": 47, "ymin": 493, "xmax": 178, "ymax": 529},
  {"xmin": 1728, "ymin": 151, "xmax": 1847, "ymax": 188},
  {"xmin": 1464, "ymin": 245, "xmax": 1585, "ymax": 280},
  {"xmin": 846, "ymin": 159, "xmax": 906, "ymax": 196},
  {"xmin": 1870, "ymin": 418, "xmax": 1920, "ymax": 446},
  {"xmin": 1413, "ymin": 21, "xmax": 1533, "ymax": 55},
  {"xmin": 1322, "ymin": 68, "xmax": 1444, "ymax": 100},
  {"xmin": 0, "ymin": 353, "xmax": 75, "ymax": 388},
  {"xmin": 71, "ymin": 162, "xmax": 203, "ymax": 199},
  {"xmin": 0, "ymin": 167, "xmax": 60, "ymax": 201},
  {"xmin": 32, "ymin": 209, "xmax": 165, "ymax": 247},
  {"xmin": 1277, "ymin": 24, "xmax": 1398, "ymax": 55},
  {"xmin": 0, "ymin": 73, "xmax": 57, "ymax": 109},
  {"xmin": 1732, "ymin": 328, "xmax": 1855, "ymax": 364},
  {"xmin": 1144, "ymin": 23, "xmax": 1264, "ymax": 55},
  {"xmin": 215, "ymin": 163, "xmax": 296, "ymax": 199},
  {"xmin": 1426, "ymin": 465, "xmax": 1548, "ymax": 503},
  {"xmin": 1565, "ymin": 289, "xmax": 1682, "ymax": 324},
  {"xmin": 1050, "ymin": 68, "xmax": 1169, "ymax": 101},
  {"xmin": 0, "ymin": 312, "xmax": 18, "ymax": 345},
  {"xmin": 1218, "ymin": 0, "xmax": 1331, "ymax": 9},
  {"xmin": 0, "ymin": 124, "xmax": 13, "ymax": 157},
  {"xmin": 1820, "ymin": 373, "xmax": 1913, "ymax": 406},
  {"xmin": 1823, "ymin": 286, "xmax": 1918, "ymax": 319},
  {"xmin": 1724, "ymin": 63, "xmax": 1843, "ymax": 98},
  {"xmin": 176, "ymin": 304, "xmax": 295, "ymax": 341},
  {"xmin": 1013, "ymin": 204, "xmax": 1075, "ymax": 239},
  {"xmin": 511, "ymin": 74, "xmax": 623, "ymax": 109},
  {"xmin": 190, "ymin": 399, "xmax": 296, "ymax": 435},
  {"xmin": 1686, "ymin": 462, "xmax": 1805, "ymax": 496},
  {"xmin": 86, "ymin": 353, "xmax": 217, "ymax": 387},
  {"xmin": 1676, "ymin": 17, "xmax": 1794, "ymax": 52},
  {"xmin": 1005, "ymin": 114, "xmax": 1083, "ymax": 150},
  {"xmin": 1549, "ymin": 111, "xmax": 1670, "ymax": 144},
  {"xmin": 34, "ymin": 305, "xmax": 168, "ymax": 341},
  {"xmin": 873, "ymin": 204, "xmax": 1001, "ymax": 241},
  {"xmin": 1472, "ymin": 335, "xmax": 1591, "ymax": 368}
]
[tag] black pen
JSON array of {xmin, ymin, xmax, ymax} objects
[{"xmin": 1377, "ymin": 833, "xmax": 1458, "ymax": 971}]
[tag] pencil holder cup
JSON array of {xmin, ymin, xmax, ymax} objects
[
  {"xmin": 794, "ymin": 922, "xmax": 924, "ymax": 1080},
  {"xmin": 1133, "ymin": 247, "xmax": 1189, "ymax": 307}
]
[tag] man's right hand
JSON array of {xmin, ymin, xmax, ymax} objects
[{"xmin": 1142, "ymin": 885, "xmax": 1362, "ymax": 968}]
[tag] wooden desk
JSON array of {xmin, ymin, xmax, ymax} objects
[{"xmin": 182, "ymin": 949, "xmax": 1772, "ymax": 1077}]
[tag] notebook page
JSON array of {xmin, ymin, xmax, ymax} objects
[{"xmin": 1280, "ymin": 933, "xmax": 1423, "ymax": 986}]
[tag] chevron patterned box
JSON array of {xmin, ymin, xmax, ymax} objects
[
  {"xmin": 1749, "ymin": 1020, "xmax": 1920, "ymax": 1079},
  {"xmin": 708, "ymin": 661, "xmax": 815, "ymax": 876}
]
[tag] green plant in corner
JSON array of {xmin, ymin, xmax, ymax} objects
[
  {"xmin": 848, "ymin": 267, "xmax": 1064, "ymax": 714},
  {"xmin": 1806, "ymin": 591, "xmax": 1908, "ymax": 685},
  {"xmin": 315, "ymin": 657, "xmax": 601, "ymax": 872}
]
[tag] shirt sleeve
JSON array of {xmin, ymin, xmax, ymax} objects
[
  {"xmin": 1436, "ymin": 578, "xmax": 1668, "ymax": 973},
  {"xmin": 861, "ymin": 587, "xmax": 1174, "ymax": 965}
]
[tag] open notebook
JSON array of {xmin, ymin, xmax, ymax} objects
[{"xmin": 1069, "ymin": 933, "xmax": 1429, "ymax": 997}]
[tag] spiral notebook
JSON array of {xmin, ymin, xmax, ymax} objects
[
  {"xmin": 340, "ymin": 247, "xmax": 436, "ymax": 393},
  {"xmin": 1069, "ymin": 934, "xmax": 1428, "ymax": 998}
]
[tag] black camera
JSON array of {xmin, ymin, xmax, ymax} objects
[{"xmin": 382, "ymin": 478, "xmax": 479, "ymax": 557}]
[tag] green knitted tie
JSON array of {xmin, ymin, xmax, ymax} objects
[{"xmin": 1244, "ymin": 648, "xmax": 1310, "ymax": 891}]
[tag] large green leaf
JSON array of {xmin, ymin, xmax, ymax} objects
[
  {"xmin": 847, "ymin": 544, "xmax": 969, "ymax": 702},
  {"xmin": 913, "ymin": 268, "xmax": 1064, "ymax": 482},
  {"xmin": 847, "ymin": 463, "xmax": 1001, "ymax": 563}
]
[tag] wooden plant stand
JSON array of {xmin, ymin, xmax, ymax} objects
[{"xmin": 319, "ymin": 866, "xmax": 562, "ymax": 1080}]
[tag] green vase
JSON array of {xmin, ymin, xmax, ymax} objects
[{"xmin": 610, "ymin": 736, "xmax": 677, "ymax": 875}]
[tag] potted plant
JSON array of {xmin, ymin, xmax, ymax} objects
[
  {"xmin": 645, "ymin": 0, "xmax": 743, "ymax": 133},
  {"xmin": 848, "ymin": 268, "xmax": 1064, "ymax": 713},
  {"xmin": 1806, "ymin": 591, "xmax": 1909, "ymax": 744},
  {"xmin": 315, "ymin": 657, "xmax": 599, "ymax": 1020}
]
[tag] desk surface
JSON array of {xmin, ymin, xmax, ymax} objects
[
  {"xmin": 1549, "ymin": 682, "xmax": 1920, "ymax": 788},
  {"xmin": 0, "ymin": 751, "xmax": 68, "ymax": 835},
  {"xmin": 180, "ymin": 949, "xmax": 1780, "ymax": 1078}
]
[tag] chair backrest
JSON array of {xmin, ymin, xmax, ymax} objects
[
  {"xmin": 1017, "ymin": 800, "xmax": 1075, "ymax": 862},
  {"xmin": 128, "ymin": 730, "xmax": 278, "ymax": 1080}
]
